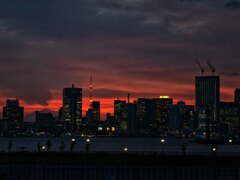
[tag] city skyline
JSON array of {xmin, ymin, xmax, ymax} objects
[
  {"xmin": 0, "ymin": 1, "xmax": 239, "ymax": 120},
  {"xmin": 0, "ymin": 73, "xmax": 238, "ymax": 121}
]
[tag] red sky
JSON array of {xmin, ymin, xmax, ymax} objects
[
  {"xmin": 0, "ymin": 1, "xmax": 239, "ymax": 121},
  {"xmin": 0, "ymin": 76, "xmax": 237, "ymax": 121}
]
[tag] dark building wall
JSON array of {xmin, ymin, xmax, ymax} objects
[
  {"xmin": 35, "ymin": 111, "xmax": 55, "ymax": 133},
  {"xmin": 235, "ymin": 88, "xmax": 240, "ymax": 104},
  {"xmin": 63, "ymin": 85, "xmax": 82, "ymax": 134},
  {"xmin": 195, "ymin": 76, "xmax": 220, "ymax": 137},
  {"xmin": 3, "ymin": 99, "xmax": 24, "ymax": 131},
  {"xmin": 220, "ymin": 102, "xmax": 240, "ymax": 136}
]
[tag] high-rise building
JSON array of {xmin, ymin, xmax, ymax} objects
[
  {"xmin": 195, "ymin": 76, "xmax": 220, "ymax": 138},
  {"xmin": 155, "ymin": 96, "xmax": 173, "ymax": 135},
  {"xmin": 126, "ymin": 102, "xmax": 137, "ymax": 136},
  {"xmin": 169, "ymin": 101, "xmax": 195, "ymax": 135},
  {"xmin": 234, "ymin": 88, "xmax": 240, "ymax": 103},
  {"xmin": 114, "ymin": 100, "xmax": 127, "ymax": 134},
  {"xmin": 63, "ymin": 84, "xmax": 82, "ymax": 134},
  {"xmin": 220, "ymin": 102, "xmax": 240, "ymax": 136},
  {"xmin": 136, "ymin": 98, "xmax": 155, "ymax": 136},
  {"xmin": 3, "ymin": 99, "xmax": 24, "ymax": 132}
]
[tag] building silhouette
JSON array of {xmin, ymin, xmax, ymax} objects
[
  {"xmin": 195, "ymin": 76, "xmax": 220, "ymax": 139},
  {"xmin": 155, "ymin": 96, "xmax": 173, "ymax": 135},
  {"xmin": 114, "ymin": 100, "xmax": 127, "ymax": 134},
  {"xmin": 63, "ymin": 84, "xmax": 82, "ymax": 135},
  {"xmin": 234, "ymin": 88, "xmax": 240, "ymax": 103},
  {"xmin": 86, "ymin": 101, "xmax": 100, "ymax": 126},
  {"xmin": 169, "ymin": 101, "xmax": 195, "ymax": 136},
  {"xmin": 35, "ymin": 111, "xmax": 55, "ymax": 134},
  {"xmin": 219, "ymin": 102, "xmax": 240, "ymax": 136},
  {"xmin": 3, "ymin": 99, "xmax": 24, "ymax": 135}
]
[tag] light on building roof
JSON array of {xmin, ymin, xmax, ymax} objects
[{"xmin": 160, "ymin": 96, "xmax": 170, "ymax": 99}]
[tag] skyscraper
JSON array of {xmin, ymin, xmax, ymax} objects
[
  {"xmin": 86, "ymin": 101, "xmax": 100, "ymax": 124},
  {"xmin": 154, "ymin": 96, "xmax": 173, "ymax": 135},
  {"xmin": 63, "ymin": 84, "xmax": 82, "ymax": 134},
  {"xmin": 114, "ymin": 100, "xmax": 127, "ymax": 134},
  {"xmin": 195, "ymin": 76, "xmax": 220, "ymax": 138},
  {"xmin": 234, "ymin": 88, "xmax": 240, "ymax": 103},
  {"xmin": 3, "ymin": 99, "xmax": 24, "ymax": 133},
  {"xmin": 136, "ymin": 98, "xmax": 155, "ymax": 136}
]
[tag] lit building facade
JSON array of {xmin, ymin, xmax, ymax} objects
[
  {"xmin": 154, "ymin": 96, "xmax": 173, "ymax": 135},
  {"xmin": 219, "ymin": 102, "xmax": 240, "ymax": 136},
  {"xmin": 3, "ymin": 99, "xmax": 24, "ymax": 135},
  {"xmin": 63, "ymin": 84, "xmax": 82, "ymax": 134},
  {"xmin": 195, "ymin": 76, "xmax": 220, "ymax": 138}
]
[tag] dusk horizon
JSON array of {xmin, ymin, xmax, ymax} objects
[{"xmin": 0, "ymin": 1, "xmax": 240, "ymax": 121}]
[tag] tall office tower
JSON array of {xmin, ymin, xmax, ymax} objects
[
  {"xmin": 195, "ymin": 76, "xmax": 220, "ymax": 138},
  {"xmin": 155, "ymin": 96, "xmax": 173, "ymax": 135},
  {"xmin": 234, "ymin": 88, "xmax": 240, "ymax": 103},
  {"xmin": 63, "ymin": 84, "xmax": 82, "ymax": 134},
  {"xmin": 126, "ymin": 102, "xmax": 137, "ymax": 136},
  {"xmin": 114, "ymin": 100, "xmax": 127, "ymax": 133},
  {"xmin": 136, "ymin": 98, "xmax": 155, "ymax": 136},
  {"xmin": 176, "ymin": 101, "xmax": 195, "ymax": 130},
  {"xmin": 3, "ymin": 99, "xmax": 24, "ymax": 130}
]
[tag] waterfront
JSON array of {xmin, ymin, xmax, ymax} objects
[
  {"xmin": 0, "ymin": 137, "xmax": 239, "ymax": 155},
  {"xmin": 0, "ymin": 153, "xmax": 239, "ymax": 180}
]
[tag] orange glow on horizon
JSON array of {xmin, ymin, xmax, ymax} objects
[{"xmin": 0, "ymin": 85, "xmax": 236, "ymax": 121}]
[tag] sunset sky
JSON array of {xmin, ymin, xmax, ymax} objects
[{"xmin": 0, "ymin": 0, "xmax": 240, "ymax": 120}]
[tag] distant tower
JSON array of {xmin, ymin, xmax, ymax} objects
[{"xmin": 89, "ymin": 76, "xmax": 93, "ymax": 109}]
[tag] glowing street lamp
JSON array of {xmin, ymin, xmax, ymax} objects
[
  {"xmin": 41, "ymin": 145, "xmax": 46, "ymax": 151},
  {"xmin": 70, "ymin": 138, "xmax": 76, "ymax": 152},
  {"xmin": 161, "ymin": 139, "xmax": 165, "ymax": 154},
  {"xmin": 229, "ymin": 139, "xmax": 233, "ymax": 153},
  {"xmin": 211, "ymin": 145, "xmax": 218, "ymax": 156},
  {"xmin": 124, "ymin": 147, "xmax": 128, "ymax": 152},
  {"xmin": 85, "ymin": 138, "xmax": 91, "ymax": 153}
]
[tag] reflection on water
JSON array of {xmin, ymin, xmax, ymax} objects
[{"xmin": 0, "ymin": 137, "xmax": 239, "ymax": 154}]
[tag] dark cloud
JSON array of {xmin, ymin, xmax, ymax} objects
[
  {"xmin": 0, "ymin": 0, "xmax": 238, "ymax": 110},
  {"xmin": 220, "ymin": 72, "xmax": 240, "ymax": 77},
  {"xmin": 225, "ymin": 1, "xmax": 240, "ymax": 9}
]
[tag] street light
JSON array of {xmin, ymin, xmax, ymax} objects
[
  {"xmin": 41, "ymin": 145, "xmax": 46, "ymax": 151},
  {"xmin": 124, "ymin": 147, "xmax": 128, "ymax": 152},
  {"xmin": 161, "ymin": 139, "xmax": 165, "ymax": 154},
  {"xmin": 229, "ymin": 139, "xmax": 233, "ymax": 153},
  {"xmin": 70, "ymin": 138, "xmax": 76, "ymax": 152},
  {"xmin": 211, "ymin": 145, "xmax": 218, "ymax": 156},
  {"xmin": 85, "ymin": 138, "xmax": 91, "ymax": 153}
]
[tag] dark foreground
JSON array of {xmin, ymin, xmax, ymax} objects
[{"xmin": 0, "ymin": 152, "xmax": 239, "ymax": 180}]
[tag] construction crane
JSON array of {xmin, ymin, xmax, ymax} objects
[
  {"xmin": 207, "ymin": 59, "xmax": 216, "ymax": 76},
  {"xmin": 195, "ymin": 59, "xmax": 204, "ymax": 76}
]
